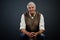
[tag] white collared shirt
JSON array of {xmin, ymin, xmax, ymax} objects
[{"xmin": 20, "ymin": 13, "xmax": 45, "ymax": 30}]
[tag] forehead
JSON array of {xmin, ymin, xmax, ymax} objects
[{"xmin": 28, "ymin": 4, "xmax": 35, "ymax": 7}]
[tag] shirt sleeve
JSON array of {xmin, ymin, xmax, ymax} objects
[
  {"xmin": 39, "ymin": 14, "xmax": 45, "ymax": 30},
  {"xmin": 20, "ymin": 14, "xmax": 26, "ymax": 30}
]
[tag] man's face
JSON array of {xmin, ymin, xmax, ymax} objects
[{"xmin": 27, "ymin": 4, "xmax": 36, "ymax": 14}]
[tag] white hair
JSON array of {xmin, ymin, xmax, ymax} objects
[{"xmin": 27, "ymin": 2, "xmax": 36, "ymax": 8}]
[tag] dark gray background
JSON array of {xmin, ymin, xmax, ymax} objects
[{"xmin": 0, "ymin": 0, "xmax": 60, "ymax": 40}]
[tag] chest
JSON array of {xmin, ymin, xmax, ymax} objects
[{"xmin": 25, "ymin": 13, "xmax": 40, "ymax": 26}]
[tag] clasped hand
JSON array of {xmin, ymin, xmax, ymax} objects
[{"xmin": 27, "ymin": 32, "xmax": 38, "ymax": 38}]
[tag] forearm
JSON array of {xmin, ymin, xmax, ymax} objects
[
  {"xmin": 37, "ymin": 30, "xmax": 45, "ymax": 35},
  {"xmin": 20, "ymin": 29, "xmax": 29, "ymax": 35}
]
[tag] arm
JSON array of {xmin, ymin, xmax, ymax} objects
[
  {"xmin": 38, "ymin": 13, "xmax": 45, "ymax": 34},
  {"xmin": 33, "ymin": 14, "xmax": 45, "ymax": 36},
  {"xmin": 20, "ymin": 14, "xmax": 32, "ymax": 38},
  {"xmin": 20, "ymin": 14, "xmax": 28, "ymax": 35}
]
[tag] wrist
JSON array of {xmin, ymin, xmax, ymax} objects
[
  {"xmin": 36, "ymin": 32, "xmax": 40, "ymax": 35},
  {"xmin": 26, "ymin": 32, "xmax": 30, "ymax": 35}
]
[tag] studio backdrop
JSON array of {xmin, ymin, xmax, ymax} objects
[{"xmin": 0, "ymin": 0, "xmax": 59, "ymax": 40}]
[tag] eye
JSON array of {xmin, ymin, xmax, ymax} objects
[
  {"xmin": 32, "ymin": 7, "xmax": 34, "ymax": 8},
  {"xmin": 29, "ymin": 7, "xmax": 31, "ymax": 9}
]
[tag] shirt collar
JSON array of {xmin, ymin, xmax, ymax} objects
[
  {"xmin": 29, "ymin": 12, "xmax": 36, "ymax": 19},
  {"xmin": 29, "ymin": 12, "xmax": 36, "ymax": 17}
]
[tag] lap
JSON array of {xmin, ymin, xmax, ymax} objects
[
  {"xmin": 37, "ymin": 34, "xmax": 45, "ymax": 40},
  {"xmin": 19, "ymin": 32, "xmax": 29, "ymax": 40},
  {"xmin": 19, "ymin": 32, "xmax": 45, "ymax": 40}
]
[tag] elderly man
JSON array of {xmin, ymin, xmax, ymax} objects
[{"xmin": 20, "ymin": 2, "xmax": 45, "ymax": 40}]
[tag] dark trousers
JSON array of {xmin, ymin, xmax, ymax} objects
[{"xmin": 19, "ymin": 32, "xmax": 46, "ymax": 40}]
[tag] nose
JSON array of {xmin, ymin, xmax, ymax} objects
[{"xmin": 30, "ymin": 7, "xmax": 33, "ymax": 10}]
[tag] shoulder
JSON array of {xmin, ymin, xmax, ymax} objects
[
  {"xmin": 21, "ymin": 14, "xmax": 24, "ymax": 17},
  {"xmin": 37, "ymin": 11, "xmax": 42, "ymax": 16},
  {"xmin": 21, "ymin": 11, "xmax": 28, "ymax": 17},
  {"xmin": 21, "ymin": 11, "xmax": 29, "ymax": 19},
  {"xmin": 37, "ymin": 12, "xmax": 44, "ymax": 18},
  {"xmin": 38, "ymin": 12, "xmax": 44, "ymax": 17}
]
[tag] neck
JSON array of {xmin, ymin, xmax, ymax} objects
[{"xmin": 29, "ymin": 12, "xmax": 36, "ymax": 17}]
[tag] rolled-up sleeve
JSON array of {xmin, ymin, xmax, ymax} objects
[
  {"xmin": 20, "ymin": 14, "xmax": 26, "ymax": 30},
  {"xmin": 39, "ymin": 14, "xmax": 45, "ymax": 30}
]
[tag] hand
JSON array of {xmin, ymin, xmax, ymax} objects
[
  {"xmin": 26, "ymin": 32, "xmax": 34, "ymax": 38},
  {"xmin": 26, "ymin": 32, "xmax": 39, "ymax": 38},
  {"xmin": 33, "ymin": 32, "xmax": 39, "ymax": 37}
]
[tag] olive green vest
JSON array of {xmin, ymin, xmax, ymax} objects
[{"xmin": 24, "ymin": 12, "xmax": 40, "ymax": 32}]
